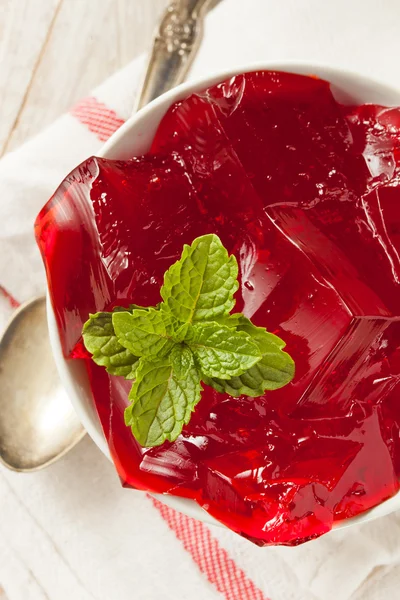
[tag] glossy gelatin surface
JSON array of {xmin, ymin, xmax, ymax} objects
[{"xmin": 35, "ymin": 72, "xmax": 400, "ymax": 545}]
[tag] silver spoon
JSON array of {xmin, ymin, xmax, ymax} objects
[{"xmin": 0, "ymin": 0, "xmax": 213, "ymax": 472}]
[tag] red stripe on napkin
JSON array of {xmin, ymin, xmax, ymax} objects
[
  {"xmin": 0, "ymin": 285, "xmax": 20, "ymax": 309},
  {"xmin": 150, "ymin": 496, "xmax": 269, "ymax": 600},
  {"xmin": 70, "ymin": 97, "xmax": 125, "ymax": 142}
]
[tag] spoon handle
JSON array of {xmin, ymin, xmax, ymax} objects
[{"xmin": 134, "ymin": 0, "xmax": 213, "ymax": 112}]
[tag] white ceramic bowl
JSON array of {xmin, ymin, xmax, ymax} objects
[{"xmin": 48, "ymin": 61, "xmax": 400, "ymax": 532}]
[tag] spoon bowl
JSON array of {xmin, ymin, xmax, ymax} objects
[{"xmin": 0, "ymin": 297, "xmax": 85, "ymax": 471}]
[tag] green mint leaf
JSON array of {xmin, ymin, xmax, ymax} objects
[
  {"xmin": 129, "ymin": 303, "xmax": 149, "ymax": 311},
  {"xmin": 174, "ymin": 322, "xmax": 190, "ymax": 342},
  {"xmin": 203, "ymin": 352, "xmax": 294, "ymax": 397},
  {"xmin": 112, "ymin": 303, "xmax": 149, "ymax": 313},
  {"xmin": 211, "ymin": 313, "xmax": 244, "ymax": 329},
  {"xmin": 235, "ymin": 315, "xmax": 287, "ymax": 352},
  {"xmin": 204, "ymin": 318, "xmax": 295, "ymax": 396},
  {"xmin": 170, "ymin": 344, "xmax": 194, "ymax": 379},
  {"xmin": 161, "ymin": 234, "xmax": 239, "ymax": 324},
  {"xmin": 112, "ymin": 307, "xmax": 175, "ymax": 358},
  {"xmin": 125, "ymin": 357, "xmax": 202, "ymax": 447},
  {"xmin": 82, "ymin": 311, "xmax": 139, "ymax": 379},
  {"xmin": 188, "ymin": 322, "xmax": 261, "ymax": 379}
]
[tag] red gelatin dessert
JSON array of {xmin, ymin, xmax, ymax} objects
[{"xmin": 35, "ymin": 71, "xmax": 400, "ymax": 546}]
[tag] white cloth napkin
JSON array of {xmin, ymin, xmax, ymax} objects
[{"xmin": 2, "ymin": 1, "xmax": 400, "ymax": 599}]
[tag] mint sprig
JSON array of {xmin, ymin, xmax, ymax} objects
[{"xmin": 83, "ymin": 234, "xmax": 295, "ymax": 447}]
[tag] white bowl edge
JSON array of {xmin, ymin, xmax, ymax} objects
[{"xmin": 47, "ymin": 60, "xmax": 400, "ymax": 535}]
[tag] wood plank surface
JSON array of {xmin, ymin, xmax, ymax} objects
[
  {"xmin": 0, "ymin": 0, "xmax": 168, "ymax": 156},
  {"xmin": 0, "ymin": 0, "xmax": 61, "ymax": 155}
]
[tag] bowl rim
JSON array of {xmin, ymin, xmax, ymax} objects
[
  {"xmin": 100, "ymin": 59, "xmax": 400, "ymax": 161},
  {"xmin": 47, "ymin": 59, "xmax": 400, "ymax": 534}
]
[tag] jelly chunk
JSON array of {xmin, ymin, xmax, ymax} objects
[
  {"xmin": 205, "ymin": 71, "xmax": 368, "ymax": 205},
  {"xmin": 36, "ymin": 71, "xmax": 400, "ymax": 546},
  {"xmin": 151, "ymin": 92, "xmax": 266, "ymax": 250}
]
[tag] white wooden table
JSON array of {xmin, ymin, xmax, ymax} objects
[{"xmin": 0, "ymin": 2, "xmax": 167, "ymax": 597}]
